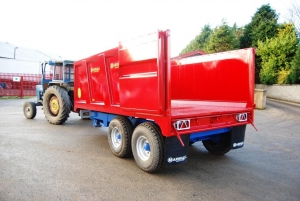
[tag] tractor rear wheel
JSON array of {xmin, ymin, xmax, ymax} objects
[
  {"xmin": 43, "ymin": 85, "xmax": 71, "ymax": 125},
  {"xmin": 23, "ymin": 101, "xmax": 37, "ymax": 119}
]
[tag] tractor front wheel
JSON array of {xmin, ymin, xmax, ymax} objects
[
  {"xmin": 43, "ymin": 86, "xmax": 71, "ymax": 125},
  {"xmin": 23, "ymin": 101, "xmax": 37, "ymax": 119}
]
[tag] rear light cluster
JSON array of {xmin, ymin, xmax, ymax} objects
[
  {"xmin": 236, "ymin": 113, "xmax": 248, "ymax": 122},
  {"xmin": 174, "ymin": 119, "xmax": 190, "ymax": 130}
]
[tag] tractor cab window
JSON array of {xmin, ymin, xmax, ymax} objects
[
  {"xmin": 44, "ymin": 63, "xmax": 53, "ymax": 80},
  {"xmin": 64, "ymin": 64, "xmax": 74, "ymax": 82},
  {"xmin": 54, "ymin": 65, "xmax": 63, "ymax": 80}
]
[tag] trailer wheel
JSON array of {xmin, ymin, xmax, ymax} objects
[
  {"xmin": 108, "ymin": 116, "xmax": 133, "ymax": 158},
  {"xmin": 23, "ymin": 101, "xmax": 37, "ymax": 119},
  {"xmin": 132, "ymin": 122, "xmax": 164, "ymax": 173},
  {"xmin": 202, "ymin": 132, "xmax": 232, "ymax": 155},
  {"xmin": 43, "ymin": 86, "xmax": 71, "ymax": 125}
]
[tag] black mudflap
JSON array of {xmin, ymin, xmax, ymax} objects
[
  {"xmin": 164, "ymin": 135, "xmax": 190, "ymax": 166},
  {"xmin": 231, "ymin": 125, "xmax": 246, "ymax": 149}
]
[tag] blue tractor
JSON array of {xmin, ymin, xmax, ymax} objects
[{"xmin": 23, "ymin": 60, "xmax": 76, "ymax": 124}]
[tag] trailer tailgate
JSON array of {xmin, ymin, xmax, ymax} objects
[{"xmin": 171, "ymin": 100, "xmax": 250, "ymax": 117}]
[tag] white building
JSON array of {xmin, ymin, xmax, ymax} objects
[{"xmin": 0, "ymin": 41, "xmax": 64, "ymax": 74}]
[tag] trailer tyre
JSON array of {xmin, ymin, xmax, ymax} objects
[
  {"xmin": 132, "ymin": 122, "xmax": 164, "ymax": 173},
  {"xmin": 23, "ymin": 101, "xmax": 37, "ymax": 119},
  {"xmin": 108, "ymin": 116, "xmax": 133, "ymax": 158},
  {"xmin": 202, "ymin": 132, "xmax": 232, "ymax": 155},
  {"xmin": 43, "ymin": 86, "xmax": 71, "ymax": 125}
]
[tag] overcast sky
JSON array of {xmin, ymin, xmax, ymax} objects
[{"xmin": 0, "ymin": 0, "xmax": 293, "ymax": 60}]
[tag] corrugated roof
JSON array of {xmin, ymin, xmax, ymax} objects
[{"xmin": 0, "ymin": 41, "xmax": 64, "ymax": 62}]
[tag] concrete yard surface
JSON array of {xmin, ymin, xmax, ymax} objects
[{"xmin": 0, "ymin": 98, "xmax": 299, "ymax": 201}]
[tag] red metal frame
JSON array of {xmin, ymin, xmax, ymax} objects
[
  {"xmin": 74, "ymin": 30, "xmax": 255, "ymax": 138},
  {"xmin": 0, "ymin": 73, "xmax": 41, "ymax": 97},
  {"xmin": 173, "ymin": 49, "xmax": 207, "ymax": 60}
]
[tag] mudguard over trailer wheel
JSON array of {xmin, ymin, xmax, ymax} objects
[
  {"xmin": 132, "ymin": 122, "xmax": 164, "ymax": 173},
  {"xmin": 43, "ymin": 86, "xmax": 71, "ymax": 125},
  {"xmin": 202, "ymin": 131, "xmax": 232, "ymax": 155},
  {"xmin": 108, "ymin": 116, "xmax": 133, "ymax": 158},
  {"xmin": 23, "ymin": 101, "xmax": 37, "ymax": 119}
]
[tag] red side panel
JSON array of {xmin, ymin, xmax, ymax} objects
[
  {"xmin": 74, "ymin": 48, "xmax": 119, "ymax": 111},
  {"xmin": 118, "ymin": 31, "xmax": 167, "ymax": 114},
  {"xmin": 119, "ymin": 59, "xmax": 159, "ymax": 113}
]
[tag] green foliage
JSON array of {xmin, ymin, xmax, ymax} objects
[
  {"xmin": 180, "ymin": 25, "xmax": 212, "ymax": 55},
  {"xmin": 195, "ymin": 25, "xmax": 212, "ymax": 52},
  {"xmin": 206, "ymin": 21, "xmax": 240, "ymax": 53},
  {"xmin": 232, "ymin": 23, "xmax": 243, "ymax": 48},
  {"xmin": 288, "ymin": 44, "xmax": 300, "ymax": 83},
  {"xmin": 180, "ymin": 21, "xmax": 242, "ymax": 55},
  {"xmin": 277, "ymin": 69, "xmax": 291, "ymax": 84},
  {"xmin": 257, "ymin": 58, "xmax": 278, "ymax": 84},
  {"xmin": 257, "ymin": 23, "xmax": 299, "ymax": 84},
  {"xmin": 240, "ymin": 4, "xmax": 279, "ymax": 48}
]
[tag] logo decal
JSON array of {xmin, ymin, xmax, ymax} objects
[
  {"xmin": 167, "ymin": 155, "xmax": 187, "ymax": 163},
  {"xmin": 91, "ymin": 67, "xmax": 100, "ymax": 73},
  {"xmin": 233, "ymin": 142, "xmax": 244, "ymax": 148},
  {"xmin": 110, "ymin": 62, "xmax": 119, "ymax": 69}
]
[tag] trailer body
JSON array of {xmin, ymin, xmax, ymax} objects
[{"xmin": 73, "ymin": 30, "xmax": 255, "ymax": 172}]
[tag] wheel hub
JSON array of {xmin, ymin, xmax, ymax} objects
[
  {"xmin": 136, "ymin": 136, "xmax": 150, "ymax": 161},
  {"xmin": 49, "ymin": 96, "xmax": 59, "ymax": 115},
  {"xmin": 25, "ymin": 107, "xmax": 30, "ymax": 113},
  {"xmin": 111, "ymin": 127, "xmax": 122, "ymax": 148}
]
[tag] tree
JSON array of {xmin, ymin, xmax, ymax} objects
[
  {"xmin": 180, "ymin": 25, "xmax": 212, "ymax": 55},
  {"xmin": 257, "ymin": 23, "xmax": 298, "ymax": 84},
  {"xmin": 206, "ymin": 21, "xmax": 240, "ymax": 53},
  {"xmin": 240, "ymin": 4, "xmax": 279, "ymax": 48},
  {"xmin": 195, "ymin": 25, "xmax": 212, "ymax": 52},
  {"xmin": 240, "ymin": 4, "xmax": 280, "ymax": 83},
  {"xmin": 288, "ymin": 44, "xmax": 300, "ymax": 83},
  {"xmin": 232, "ymin": 23, "xmax": 243, "ymax": 48},
  {"xmin": 286, "ymin": 0, "xmax": 300, "ymax": 36}
]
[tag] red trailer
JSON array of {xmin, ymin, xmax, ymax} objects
[{"xmin": 73, "ymin": 30, "xmax": 255, "ymax": 172}]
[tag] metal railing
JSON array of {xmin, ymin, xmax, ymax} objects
[{"xmin": 0, "ymin": 73, "xmax": 41, "ymax": 98}]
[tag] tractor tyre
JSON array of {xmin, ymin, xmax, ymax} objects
[
  {"xmin": 23, "ymin": 101, "xmax": 37, "ymax": 119},
  {"xmin": 202, "ymin": 132, "xmax": 232, "ymax": 155},
  {"xmin": 43, "ymin": 85, "xmax": 71, "ymax": 125},
  {"xmin": 132, "ymin": 122, "xmax": 164, "ymax": 173},
  {"xmin": 108, "ymin": 116, "xmax": 133, "ymax": 158}
]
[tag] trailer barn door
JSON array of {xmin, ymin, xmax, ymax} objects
[
  {"xmin": 106, "ymin": 55, "xmax": 120, "ymax": 105},
  {"xmin": 87, "ymin": 54, "xmax": 106, "ymax": 105}
]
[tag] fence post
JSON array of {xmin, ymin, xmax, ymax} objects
[{"xmin": 20, "ymin": 76, "xmax": 23, "ymax": 99}]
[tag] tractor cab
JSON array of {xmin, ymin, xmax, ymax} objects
[
  {"xmin": 48, "ymin": 60, "xmax": 74, "ymax": 83},
  {"xmin": 36, "ymin": 60, "xmax": 74, "ymax": 104}
]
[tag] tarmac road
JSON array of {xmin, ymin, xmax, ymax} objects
[{"xmin": 0, "ymin": 98, "xmax": 299, "ymax": 201}]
